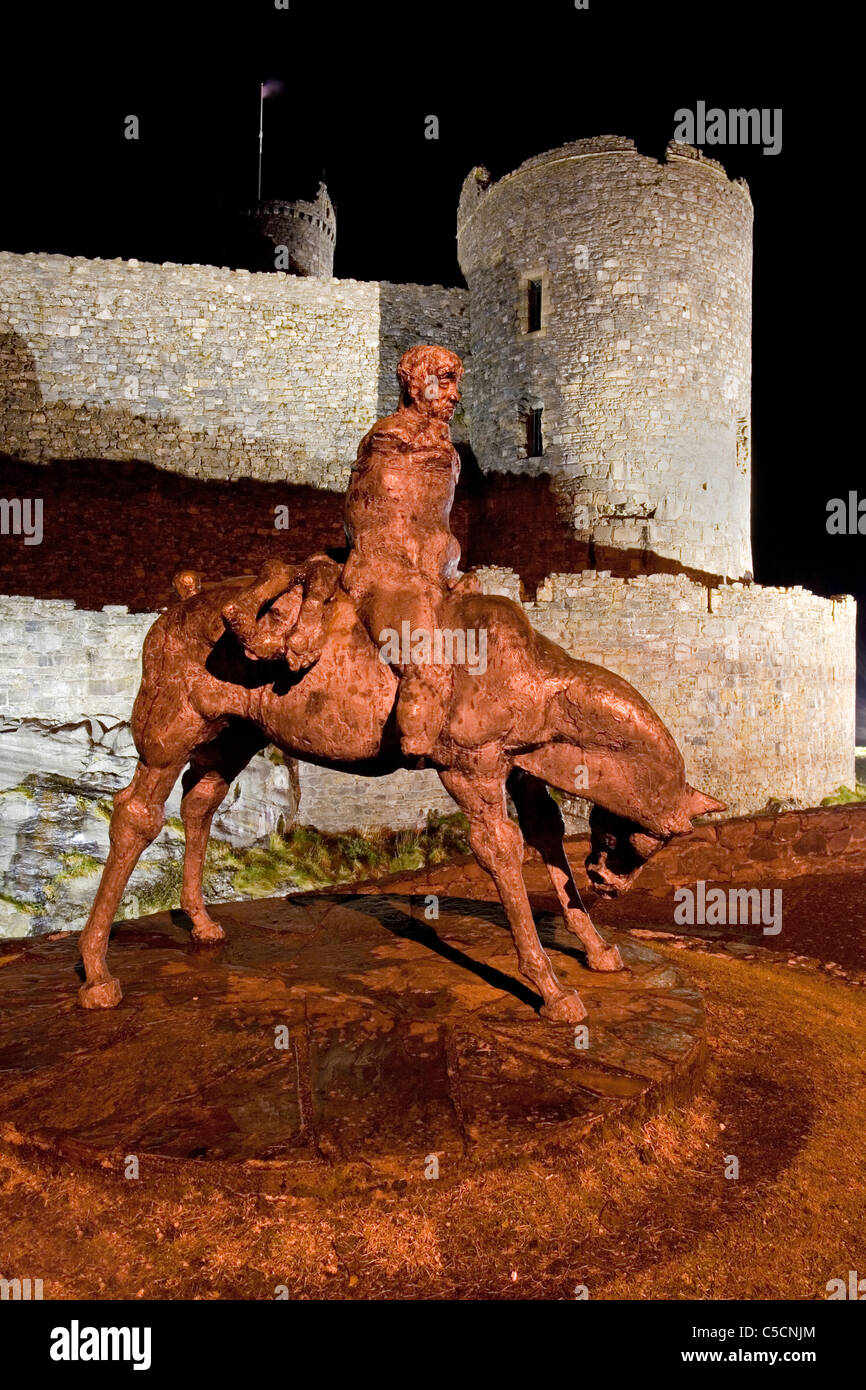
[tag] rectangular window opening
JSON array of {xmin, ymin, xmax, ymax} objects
[
  {"xmin": 526, "ymin": 407, "xmax": 543, "ymax": 458},
  {"xmin": 527, "ymin": 279, "xmax": 543, "ymax": 333}
]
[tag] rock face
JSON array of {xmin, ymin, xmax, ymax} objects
[{"xmin": 0, "ymin": 717, "xmax": 297, "ymax": 939}]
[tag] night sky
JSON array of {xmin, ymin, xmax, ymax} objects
[{"xmin": 3, "ymin": 2, "xmax": 861, "ymax": 735}]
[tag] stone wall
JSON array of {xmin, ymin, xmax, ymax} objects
[
  {"xmin": 457, "ymin": 138, "xmax": 753, "ymax": 580},
  {"xmin": 295, "ymin": 762, "xmax": 457, "ymax": 835},
  {"xmin": 0, "ymin": 594, "xmax": 462, "ymax": 938},
  {"xmin": 0, "ymin": 594, "xmax": 461, "ymax": 934},
  {"xmin": 517, "ymin": 569, "xmax": 856, "ymax": 814},
  {"xmin": 0, "ymin": 576, "xmax": 854, "ymax": 820},
  {"xmin": 547, "ymin": 803, "xmax": 866, "ymax": 897},
  {"xmin": 0, "ymin": 594, "xmax": 457, "ymax": 825},
  {"xmin": 0, "ymin": 252, "xmax": 470, "ymax": 487},
  {"xmin": 0, "ymin": 597, "xmax": 152, "ymax": 721},
  {"xmin": 0, "ymin": 568, "xmax": 854, "ymax": 940}
]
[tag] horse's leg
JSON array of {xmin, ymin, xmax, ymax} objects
[
  {"xmin": 78, "ymin": 758, "xmax": 186, "ymax": 1009},
  {"xmin": 179, "ymin": 723, "xmax": 269, "ymax": 941},
  {"xmin": 508, "ymin": 768, "xmax": 623, "ymax": 972},
  {"xmin": 439, "ymin": 766, "xmax": 587, "ymax": 1022}
]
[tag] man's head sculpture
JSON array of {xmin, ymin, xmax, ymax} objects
[{"xmin": 396, "ymin": 343, "xmax": 464, "ymax": 421}]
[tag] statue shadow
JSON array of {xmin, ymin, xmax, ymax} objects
[
  {"xmin": 161, "ymin": 893, "xmax": 543, "ymax": 1008},
  {"xmin": 73, "ymin": 891, "xmax": 596, "ymax": 1017},
  {"xmin": 306, "ymin": 890, "xmax": 593, "ymax": 1015}
]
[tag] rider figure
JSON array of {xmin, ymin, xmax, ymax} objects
[
  {"xmin": 341, "ymin": 344, "xmax": 465, "ymax": 758},
  {"xmin": 220, "ymin": 344, "xmax": 466, "ymax": 758}
]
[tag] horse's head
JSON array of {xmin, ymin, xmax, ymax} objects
[{"xmin": 585, "ymin": 786, "xmax": 726, "ymax": 898}]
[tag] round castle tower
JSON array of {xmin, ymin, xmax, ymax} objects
[
  {"xmin": 246, "ymin": 181, "xmax": 336, "ymax": 277},
  {"xmin": 456, "ymin": 136, "xmax": 754, "ymax": 580}
]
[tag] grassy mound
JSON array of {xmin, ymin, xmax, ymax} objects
[
  {"xmin": 204, "ymin": 810, "xmax": 471, "ymax": 899},
  {"xmin": 821, "ymin": 783, "xmax": 866, "ymax": 806}
]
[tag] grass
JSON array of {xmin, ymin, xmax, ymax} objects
[
  {"xmin": 0, "ymin": 892, "xmax": 38, "ymax": 915},
  {"xmin": 203, "ymin": 811, "xmax": 471, "ymax": 900},
  {"xmin": 0, "ymin": 783, "xmax": 36, "ymax": 800},
  {"xmin": 127, "ymin": 860, "xmax": 185, "ymax": 916},
  {"xmin": 0, "ymin": 944, "xmax": 863, "ymax": 1299},
  {"xmin": 55, "ymin": 851, "xmax": 103, "ymax": 880},
  {"xmin": 821, "ymin": 783, "xmax": 866, "ymax": 806},
  {"xmin": 69, "ymin": 813, "xmax": 474, "ymax": 922}
]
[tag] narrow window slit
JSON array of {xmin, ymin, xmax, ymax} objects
[
  {"xmin": 527, "ymin": 279, "xmax": 543, "ymax": 333},
  {"xmin": 526, "ymin": 407, "xmax": 543, "ymax": 458}
]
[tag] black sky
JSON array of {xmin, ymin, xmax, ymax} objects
[{"xmin": 2, "ymin": 1, "xmax": 862, "ymax": 735}]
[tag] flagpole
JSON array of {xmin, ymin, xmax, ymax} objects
[{"xmin": 257, "ymin": 83, "xmax": 264, "ymax": 201}]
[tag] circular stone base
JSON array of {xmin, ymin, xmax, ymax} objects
[{"xmin": 0, "ymin": 892, "xmax": 705, "ymax": 1194}]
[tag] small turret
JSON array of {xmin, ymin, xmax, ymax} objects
[{"xmin": 242, "ymin": 182, "xmax": 336, "ymax": 277}]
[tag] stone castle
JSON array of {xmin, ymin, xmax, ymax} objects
[
  {"xmin": 0, "ymin": 136, "xmax": 856, "ymax": 937},
  {"xmin": 457, "ymin": 137, "xmax": 752, "ymax": 581}
]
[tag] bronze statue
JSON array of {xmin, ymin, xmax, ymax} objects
[{"xmin": 76, "ymin": 345, "xmax": 724, "ymax": 1021}]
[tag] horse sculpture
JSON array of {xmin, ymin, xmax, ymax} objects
[{"xmin": 77, "ymin": 345, "xmax": 725, "ymax": 1020}]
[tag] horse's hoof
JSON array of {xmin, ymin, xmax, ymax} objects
[
  {"xmin": 78, "ymin": 976, "xmax": 122, "ymax": 1010},
  {"xmin": 540, "ymin": 989, "xmax": 587, "ymax": 1024},
  {"xmin": 190, "ymin": 918, "xmax": 225, "ymax": 943},
  {"xmin": 588, "ymin": 944, "xmax": 624, "ymax": 973}
]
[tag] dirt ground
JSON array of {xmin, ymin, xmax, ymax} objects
[{"xmin": 1, "ymin": 869, "xmax": 864, "ymax": 1301}]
